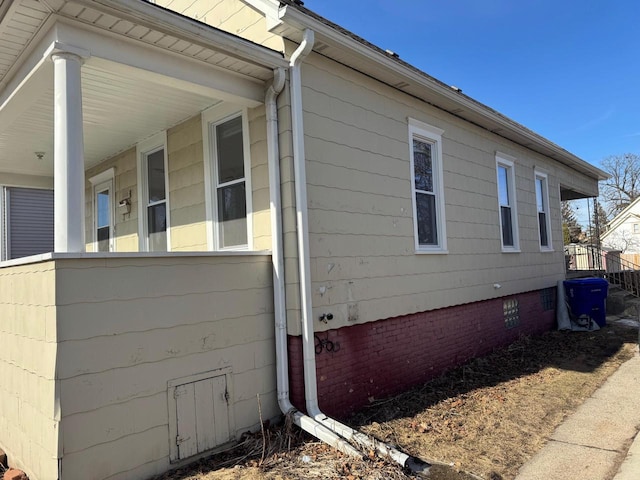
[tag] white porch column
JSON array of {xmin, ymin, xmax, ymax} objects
[{"xmin": 52, "ymin": 52, "xmax": 85, "ymax": 252}]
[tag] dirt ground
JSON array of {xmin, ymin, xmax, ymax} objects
[{"xmin": 155, "ymin": 321, "xmax": 639, "ymax": 480}]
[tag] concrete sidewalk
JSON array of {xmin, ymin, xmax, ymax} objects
[{"xmin": 515, "ymin": 327, "xmax": 640, "ymax": 480}]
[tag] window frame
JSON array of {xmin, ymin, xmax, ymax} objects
[
  {"xmin": 496, "ymin": 153, "xmax": 520, "ymax": 252},
  {"xmin": 408, "ymin": 118, "xmax": 447, "ymax": 254},
  {"xmin": 202, "ymin": 104, "xmax": 253, "ymax": 251},
  {"xmin": 88, "ymin": 168, "xmax": 115, "ymax": 253},
  {"xmin": 136, "ymin": 131, "xmax": 171, "ymax": 252},
  {"xmin": 534, "ymin": 170, "xmax": 553, "ymax": 251}
]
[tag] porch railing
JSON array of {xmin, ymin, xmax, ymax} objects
[{"xmin": 565, "ymin": 244, "xmax": 640, "ymax": 298}]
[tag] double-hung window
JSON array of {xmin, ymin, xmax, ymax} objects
[
  {"xmin": 535, "ymin": 171, "xmax": 552, "ymax": 250},
  {"xmin": 137, "ymin": 132, "xmax": 170, "ymax": 252},
  {"xmin": 203, "ymin": 104, "xmax": 252, "ymax": 250},
  {"xmin": 408, "ymin": 118, "xmax": 447, "ymax": 252},
  {"xmin": 496, "ymin": 154, "xmax": 519, "ymax": 251}
]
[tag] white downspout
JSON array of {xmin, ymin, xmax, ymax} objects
[
  {"xmin": 266, "ymin": 67, "xmax": 361, "ymax": 458},
  {"xmin": 289, "ymin": 29, "xmax": 427, "ymax": 472}
]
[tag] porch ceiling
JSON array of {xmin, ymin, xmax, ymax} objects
[
  {"xmin": 0, "ymin": 0, "xmax": 287, "ymax": 178},
  {"xmin": 0, "ymin": 59, "xmax": 220, "ymax": 176}
]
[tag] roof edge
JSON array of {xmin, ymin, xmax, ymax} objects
[
  {"xmin": 276, "ymin": 4, "xmax": 608, "ymax": 181},
  {"xmin": 603, "ymin": 197, "xmax": 640, "ymax": 235}
]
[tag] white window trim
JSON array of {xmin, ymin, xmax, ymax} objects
[
  {"xmin": 202, "ymin": 103, "xmax": 253, "ymax": 251},
  {"xmin": 496, "ymin": 153, "xmax": 520, "ymax": 253},
  {"xmin": 535, "ymin": 170, "xmax": 553, "ymax": 252},
  {"xmin": 136, "ymin": 131, "xmax": 171, "ymax": 252},
  {"xmin": 89, "ymin": 169, "xmax": 116, "ymax": 253},
  {"xmin": 88, "ymin": 167, "xmax": 115, "ymax": 186},
  {"xmin": 408, "ymin": 118, "xmax": 447, "ymax": 254}
]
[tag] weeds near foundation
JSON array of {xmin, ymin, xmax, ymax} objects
[{"xmin": 154, "ymin": 321, "xmax": 638, "ymax": 480}]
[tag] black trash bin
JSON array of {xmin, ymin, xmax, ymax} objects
[{"xmin": 563, "ymin": 278, "xmax": 609, "ymax": 327}]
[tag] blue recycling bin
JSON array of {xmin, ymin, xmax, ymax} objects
[{"xmin": 563, "ymin": 278, "xmax": 609, "ymax": 327}]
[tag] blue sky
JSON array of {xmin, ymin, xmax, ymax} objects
[{"xmin": 303, "ymin": 0, "xmax": 640, "ymax": 168}]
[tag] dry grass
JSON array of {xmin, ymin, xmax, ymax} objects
[{"xmin": 156, "ymin": 321, "xmax": 638, "ymax": 480}]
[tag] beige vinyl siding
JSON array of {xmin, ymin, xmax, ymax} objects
[
  {"xmin": 272, "ymin": 84, "xmax": 303, "ymax": 328},
  {"xmin": 0, "ymin": 173, "xmax": 52, "ymax": 189},
  {"xmin": 299, "ymin": 52, "xmax": 593, "ymax": 333},
  {"xmin": 155, "ymin": 0, "xmax": 283, "ymax": 52},
  {"xmin": 167, "ymin": 115, "xmax": 208, "ymax": 251},
  {"xmin": 53, "ymin": 255, "xmax": 277, "ymax": 480},
  {"xmin": 85, "ymin": 109, "xmax": 271, "ymax": 253},
  {"xmin": 0, "ymin": 261, "xmax": 58, "ymax": 480},
  {"xmin": 248, "ymin": 105, "xmax": 272, "ymax": 250}
]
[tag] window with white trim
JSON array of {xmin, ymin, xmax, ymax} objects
[
  {"xmin": 496, "ymin": 154, "xmax": 519, "ymax": 251},
  {"xmin": 202, "ymin": 104, "xmax": 252, "ymax": 250},
  {"xmin": 535, "ymin": 171, "xmax": 552, "ymax": 250},
  {"xmin": 137, "ymin": 132, "xmax": 170, "ymax": 252},
  {"xmin": 408, "ymin": 118, "xmax": 447, "ymax": 252}
]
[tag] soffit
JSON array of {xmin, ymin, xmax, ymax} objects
[
  {"xmin": 0, "ymin": 61, "xmax": 219, "ymax": 176},
  {"xmin": 0, "ymin": 0, "xmax": 281, "ymax": 92}
]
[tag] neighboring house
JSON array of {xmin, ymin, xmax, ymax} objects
[
  {"xmin": 601, "ymin": 197, "xmax": 640, "ymax": 253},
  {"xmin": 0, "ymin": 0, "xmax": 607, "ymax": 479}
]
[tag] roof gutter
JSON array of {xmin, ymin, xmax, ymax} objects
[{"xmin": 278, "ymin": 5, "xmax": 608, "ymax": 182}]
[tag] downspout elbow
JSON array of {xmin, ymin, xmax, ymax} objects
[
  {"xmin": 290, "ymin": 29, "xmax": 315, "ymax": 67},
  {"xmin": 266, "ymin": 67, "xmax": 286, "ymax": 107}
]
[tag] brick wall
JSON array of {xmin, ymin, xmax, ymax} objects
[{"xmin": 288, "ymin": 288, "xmax": 556, "ymax": 418}]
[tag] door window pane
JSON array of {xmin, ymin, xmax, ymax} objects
[{"xmin": 96, "ymin": 188, "xmax": 111, "ymax": 252}]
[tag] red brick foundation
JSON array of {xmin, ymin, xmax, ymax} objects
[{"xmin": 288, "ymin": 288, "xmax": 556, "ymax": 418}]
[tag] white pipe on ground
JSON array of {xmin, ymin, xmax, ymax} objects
[
  {"xmin": 266, "ymin": 66, "xmax": 361, "ymax": 457},
  {"xmin": 288, "ymin": 29, "xmax": 428, "ymax": 473}
]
